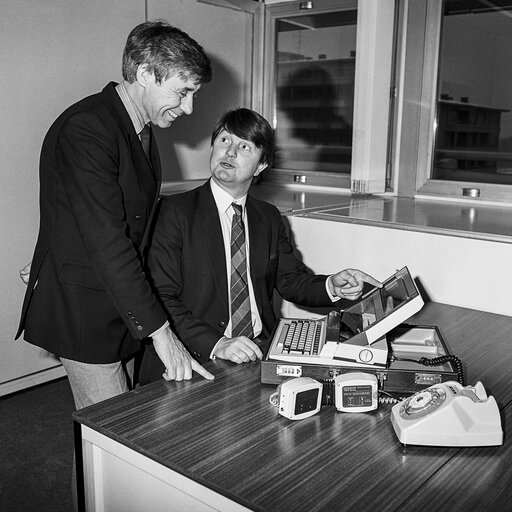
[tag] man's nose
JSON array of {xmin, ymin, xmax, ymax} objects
[
  {"xmin": 225, "ymin": 143, "xmax": 236, "ymax": 157},
  {"xmin": 181, "ymin": 95, "xmax": 193, "ymax": 115}
]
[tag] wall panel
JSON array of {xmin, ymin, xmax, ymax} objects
[{"xmin": 0, "ymin": 0, "xmax": 144, "ymax": 395}]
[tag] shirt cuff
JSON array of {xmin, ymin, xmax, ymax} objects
[
  {"xmin": 326, "ymin": 276, "xmax": 341, "ymax": 302},
  {"xmin": 150, "ymin": 321, "xmax": 170, "ymax": 339},
  {"xmin": 210, "ymin": 336, "xmax": 227, "ymax": 360}
]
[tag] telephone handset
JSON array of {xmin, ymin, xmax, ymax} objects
[{"xmin": 390, "ymin": 381, "xmax": 503, "ymax": 447}]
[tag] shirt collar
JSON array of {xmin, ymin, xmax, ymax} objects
[
  {"xmin": 115, "ymin": 81, "xmax": 148, "ymax": 135},
  {"xmin": 210, "ymin": 178, "xmax": 247, "ymax": 214}
]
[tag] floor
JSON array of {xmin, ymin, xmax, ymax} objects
[{"xmin": 0, "ymin": 378, "xmax": 75, "ymax": 512}]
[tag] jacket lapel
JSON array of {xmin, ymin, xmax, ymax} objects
[
  {"xmin": 199, "ymin": 183, "xmax": 229, "ymax": 310},
  {"xmin": 246, "ymin": 197, "xmax": 268, "ymax": 315},
  {"xmin": 128, "ymin": 130, "xmax": 158, "ymax": 198},
  {"xmin": 101, "ymin": 83, "xmax": 159, "ymax": 254},
  {"xmin": 102, "ymin": 82, "xmax": 158, "ymax": 199},
  {"xmin": 149, "ymin": 127, "xmax": 161, "ymax": 182}
]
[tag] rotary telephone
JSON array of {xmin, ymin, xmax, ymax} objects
[{"xmin": 390, "ymin": 381, "xmax": 503, "ymax": 447}]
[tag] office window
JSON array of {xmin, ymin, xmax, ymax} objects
[
  {"xmin": 274, "ymin": 8, "xmax": 357, "ymax": 174},
  {"xmin": 394, "ymin": 0, "xmax": 512, "ymax": 202},
  {"xmin": 261, "ymin": 0, "xmax": 395, "ymax": 192},
  {"xmin": 433, "ymin": 2, "xmax": 512, "ymax": 186}
]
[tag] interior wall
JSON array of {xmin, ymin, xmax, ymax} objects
[
  {"xmin": 1, "ymin": 0, "xmax": 252, "ymax": 395},
  {"xmin": 284, "ymin": 216, "xmax": 512, "ymax": 318},
  {"xmin": 148, "ymin": 0, "xmax": 253, "ymax": 180},
  {"xmin": 0, "ymin": 0, "xmax": 144, "ymax": 395}
]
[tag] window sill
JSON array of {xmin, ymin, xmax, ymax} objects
[
  {"xmin": 160, "ymin": 180, "xmax": 512, "ymax": 244},
  {"xmin": 249, "ymin": 183, "xmax": 512, "ymax": 245}
]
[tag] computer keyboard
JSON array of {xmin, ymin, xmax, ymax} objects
[{"xmin": 276, "ymin": 319, "xmax": 323, "ymax": 356}]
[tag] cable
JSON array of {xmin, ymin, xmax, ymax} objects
[
  {"xmin": 418, "ymin": 355, "xmax": 465, "ymax": 386},
  {"xmin": 378, "ymin": 390, "xmax": 408, "ymax": 404},
  {"xmin": 391, "ymin": 354, "xmax": 465, "ymax": 386}
]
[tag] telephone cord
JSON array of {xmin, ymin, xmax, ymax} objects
[{"xmin": 418, "ymin": 355, "xmax": 465, "ymax": 386}]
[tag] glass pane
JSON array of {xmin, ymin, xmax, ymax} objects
[
  {"xmin": 274, "ymin": 9, "xmax": 357, "ymax": 173},
  {"xmin": 433, "ymin": 2, "xmax": 512, "ymax": 185}
]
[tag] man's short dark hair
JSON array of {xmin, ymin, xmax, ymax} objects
[
  {"xmin": 122, "ymin": 20, "xmax": 212, "ymax": 85},
  {"xmin": 210, "ymin": 108, "xmax": 274, "ymax": 167}
]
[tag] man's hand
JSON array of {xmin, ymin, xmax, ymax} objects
[
  {"xmin": 329, "ymin": 268, "xmax": 381, "ymax": 301},
  {"xmin": 212, "ymin": 336, "xmax": 263, "ymax": 364},
  {"xmin": 152, "ymin": 327, "xmax": 214, "ymax": 381},
  {"xmin": 20, "ymin": 261, "xmax": 31, "ymax": 285}
]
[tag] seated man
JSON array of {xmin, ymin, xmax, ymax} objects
[{"xmin": 139, "ymin": 108, "xmax": 381, "ymax": 383}]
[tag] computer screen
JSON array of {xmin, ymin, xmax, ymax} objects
[{"xmin": 339, "ymin": 267, "xmax": 417, "ymax": 339}]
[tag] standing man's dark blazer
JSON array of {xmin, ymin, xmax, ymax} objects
[
  {"xmin": 142, "ymin": 180, "xmax": 343, "ymax": 373},
  {"xmin": 16, "ymin": 82, "xmax": 167, "ymax": 363}
]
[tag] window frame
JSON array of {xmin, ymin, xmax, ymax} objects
[
  {"xmin": 392, "ymin": 0, "xmax": 512, "ymax": 203},
  {"xmin": 258, "ymin": 0, "xmax": 395, "ymax": 194}
]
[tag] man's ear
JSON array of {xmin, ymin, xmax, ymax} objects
[
  {"xmin": 254, "ymin": 162, "xmax": 268, "ymax": 177},
  {"xmin": 136, "ymin": 64, "xmax": 155, "ymax": 88}
]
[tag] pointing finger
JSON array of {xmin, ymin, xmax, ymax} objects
[{"xmin": 192, "ymin": 360, "xmax": 215, "ymax": 380}]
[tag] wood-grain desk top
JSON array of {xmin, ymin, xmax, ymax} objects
[{"xmin": 74, "ymin": 302, "xmax": 512, "ymax": 512}]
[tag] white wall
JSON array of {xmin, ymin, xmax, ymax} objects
[
  {"xmin": 0, "ymin": 0, "xmax": 254, "ymax": 395},
  {"xmin": 0, "ymin": 0, "xmax": 144, "ymax": 395},
  {"xmin": 284, "ymin": 216, "xmax": 512, "ymax": 318},
  {"xmin": 149, "ymin": 0, "xmax": 253, "ymax": 180}
]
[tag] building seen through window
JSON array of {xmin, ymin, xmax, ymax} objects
[
  {"xmin": 273, "ymin": 8, "xmax": 357, "ymax": 174},
  {"xmin": 263, "ymin": 0, "xmax": 512, "ymax": 202},
  {"xmin": 433, "ymin": 1, "xmax": 512, "ymax": 185}
]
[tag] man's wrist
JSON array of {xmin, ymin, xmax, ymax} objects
[
  {"xmin": 326, "ymin": 276, "xmax": 340, "ymax": 302},
  {"xmin": 150, "ymin": 321, "xmax": 170, "ymax": 341},
  {"xmin": 210, "ymin": 336, "xmax": 227, "ymax": 360}
]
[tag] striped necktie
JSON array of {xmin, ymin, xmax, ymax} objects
[{"xmin": 230, "ymin": 203, "xmax": 253, "ymax": 338}]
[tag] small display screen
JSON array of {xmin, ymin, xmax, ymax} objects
[
  {"xmin": 294, "ymin": 388, "xmax": 320, "ymax": 415},
  {"xmin": 342, "ymin": 385, "xmax": 373, "ymax": 408},
  {"xmin": 339, "ymin": 267, "xmax": 416, "ymax": 340}
]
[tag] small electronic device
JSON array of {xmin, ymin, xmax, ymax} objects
[
  {"xmin": 390, "ymin": 381, "xmax": 503, "ymax": 447},
  {"xmin": 277, "ymin": 377, "xmax": 323, "ymax": 420},
  {"xmin": 334, "ymin": 372, "xmax": 378, "ymax": 413},
  {"xmin": 266, "ymin": 267, "xmax": 423, "ymax": 368}
]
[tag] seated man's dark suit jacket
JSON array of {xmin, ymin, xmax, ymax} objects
[
  {"xmin": 16, "ymin": 82, "xmax": 167, "ymax": 364},
  {"xmin": 140, "ymin": 179, "xmax": 349, "ymax": 383}
]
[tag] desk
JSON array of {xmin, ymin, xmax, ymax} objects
[{"xmin": 73, "ymin": 303, "xmax": 512, "ymax": 512}]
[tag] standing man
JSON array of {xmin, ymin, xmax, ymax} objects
[
  {"xmin": 139, "ymin": 108, "xmax": 381, "ymax": 383},
  {"xmin": 16, "ymin": 21, "xmax": 214, "ymax": 411}
]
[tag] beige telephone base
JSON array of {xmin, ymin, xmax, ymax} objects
[{"xmin": 390, "ymin": 381, "xmax": 503, "ymax": 447}]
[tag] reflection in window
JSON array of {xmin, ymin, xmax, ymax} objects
[
  {"xmin": 274, "ymin": 9, "xmax": 357, "ymax": 173},
  {"xmin": 433, "ymin": 1, "xmax": 512, "ymax": 185}
]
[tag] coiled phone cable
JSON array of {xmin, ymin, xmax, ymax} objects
[{"xmin": 418, "ymin": 354, "xmax": 465, "ymax": 386}]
